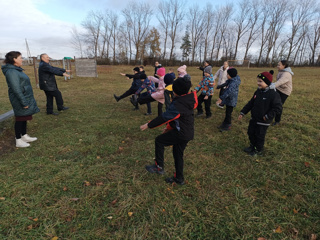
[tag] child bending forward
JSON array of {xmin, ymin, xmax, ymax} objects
[{"xmin": 140, "ymin": 76, "xmax": 198, "ymax": 185}]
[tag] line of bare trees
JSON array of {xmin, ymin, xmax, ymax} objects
[{"xmin": 70, "ymin": 0, "xmax": 320, "ymax": 66}]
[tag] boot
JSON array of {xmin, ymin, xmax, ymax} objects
[
  {"xmin": 114, "ymin": 94, "xmax": 120, "ymax": 102},
  {"xmin": 21, "ymin": 134, "xmax": 37, "ymax": 143},
  {"xmin": 16, "ymin": 138, "xmax": 30, "ymax": 148}
]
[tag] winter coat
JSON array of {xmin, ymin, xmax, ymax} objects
[
  {"xmin": 154, "ymin": 64, "xmax": 162, "ymax": 77},
  {"xmin": 135, "ymin": 77, "xmax": 156, "ymax": 95},
  {"xmin": 194, "ymin": 74, "xmax": 215, "ymax": 96},
  {"xmin": 2, "ymin": 64, "xmax": 40, "ymax": 117},
  {"xmin": 220, "ymin": 75, "xmax": 241, "ymax": 107},
  {"xmin": 149, "ymin": 76, "xmax": 166, "ymax": 104},
  {"xmin": 125, "ymin": 73, "xmax": 143, "ymax": 90},
  {"xmin": 38, "ymin": 61, "xmax": 66, "ymax": 91},
  {"xmin": 148, "ymin": 91, "xmax": 198, "ymax": 141},
  {"xmin": 274, "ymin": 67, "xmax": 293, "ymax": 96},
  {"xmin": 240, "ymin": 87, "xmax": 282, "ymax": 126},
  {"xmin": 213, "ymin": 66, "xmax": 229, "ymax": 86}
]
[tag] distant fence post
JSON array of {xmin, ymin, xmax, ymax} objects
[{"xmin": 74, "ymin": 58, "xmax": 98, "ymax": 78}]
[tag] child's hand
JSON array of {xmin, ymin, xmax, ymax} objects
[
  {"xmin": 140, "ymin": 123, "xmax": 149, "ymax": 131},
  {"xmin": 216, "ymin": 98, "xmax": 222, "ymax": 104},
  {"xmin": 238, "ymin": 115, "xmax": 243, "ymax": 120},
  {"xmin": 120, "ymin": 73, "xmax": 125, "ymax": 76},
  {"xmin": 204, "ymin": 95, "xmax": 209, "ymax": 100}
]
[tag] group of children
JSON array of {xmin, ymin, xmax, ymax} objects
[{"xmin": 114, "ymin": 62, "xmax": 283, "ymax": 185}]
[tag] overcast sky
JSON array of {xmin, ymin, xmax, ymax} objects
[{"xmin": 0, "ymin": 0, "xmax": 231, "ymax": 59}]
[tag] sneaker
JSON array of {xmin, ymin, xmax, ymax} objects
[
  {"xmin": 21, "ymin": 134, "xmax": 37, "ymax": 143},
  {"xmin": 272, "ymin": 122, "xmax": 280, "ymax": 126},
  {"xmin": 114, "ymin": 94, "xmax": 120, "ymax": 102},
  {"xmin": 249, "ymin": 149, "xmax": 263, "ymax": 156},
  {"xmin": 196, "ymin": 112, "xmax": 203, "ymax": 117},
  {"xmin": 58, "ymin": 106, "xmax": 69, "ymax": 111},
  {"xmin": 145, "ymin": 112, "xmax": 152, "ymax": 115},
  {"xmin": 219, "ymin": 123, "xmax": 231, "ymax": 132},
  {"xmin": 165, "ymin": 177, "xmax": 185, "ymax": 185},
  {"xmin": 47, "ymin": 112, "xmax": 59, "ymax": 115},
  {"xmin": 145, "ymin": 164, "xmax": 165, "ymax": 175},
  {"xmin": 133, "ymin": 107, "xmax": 139, "ymax": 111},
  {"xmin": 216, "ymin": 102, "xmax": 224, "ymax": 109},
  {"xmin": 16, "ymin": 138, "xmax": 30, "ymax": 148},
  {"xmin": 243, "ymin": 145, "xmax": 254, "ymax": 153}
]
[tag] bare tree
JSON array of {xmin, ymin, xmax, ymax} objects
[
  {"xmin": 264, "ymin": 0, "xmax": 287, "ymax": 64},
  {"xmin": 215, "ymin": 5, "xmax": 232, "ymax": 61},
  {"xmin": 307, "ymin": 11, "xmax": 320, "ymax": 65},
  {"xmin": 242, "ymin": 0, "xmax": 260, "ymax": 61},
  {"xmin": 188, "ymin": 5, "xmax": 205, "ymax": 64},
  {"xmin": 233, "ymin": 0, "xmax": 251, "ymax": 60},
  {"xmin": 202, "ymin": 3, "xmax": 214, "ymax": 61},
  {"xmin": 287, "ymin": 0, "xmax": 317, "ymax": 63},
  {"xmin": 70, "ymin": 25, "xmax": 84, "ymax": 58},
  {"xmin": 122, "ymin": 1, "xmax": 153, "ymax": 63},
  {"xmin": 81, "ymin": 11, "xmax": 103, "ymax": 59}
]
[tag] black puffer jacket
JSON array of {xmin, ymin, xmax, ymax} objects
[
  {"xmin": 148, "ymin": 91, "xmax": 198, "ymax": 140},
  {"xmin": 240, "ymin": 87, "xmax": 282, "ymax": 125},
  {"xmin": 125, "ymin": 73, "xmax": 143, "ymax": 90},
  {"xmin": 38, "ymin": 61, "xmax": 66, "ymax": 91}
]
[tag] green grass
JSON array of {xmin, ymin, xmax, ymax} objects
[{"xmin": 0, "ymin": 65, "xmax": 319, "ymax": 239}]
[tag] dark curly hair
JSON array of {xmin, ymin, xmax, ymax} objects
[{"xmin": 4, "ymin": 51, "xmax": 21, "ymax": 64}]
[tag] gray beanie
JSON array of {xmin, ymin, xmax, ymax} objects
[{"xmin": 204, "ymin": 66, "xmax": 212, "ymax": 74}]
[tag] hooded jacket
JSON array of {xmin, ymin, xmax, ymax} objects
[
  {"xmin": 38, "ymin": 61, "xmax": 66, "ymax": 91},
  {"xmin": 240, "ymin": 87, "xmax": 282, "ymax": 126},
  {"xmin": 274, "ymin": 67, "xmax": 294, "ymax": 96},
  {"xmin": 219, "ymin": 75, "xmax": 241, "ymax": 107},
  {"xmin": 148, "ymin": 76, "xmax": 166, "ymax": 104},
  {"xmin": 148, "ymin": 91, "xmax": 198, "ymax": 141},
  {"xmin": 2, "ymin": 64, "xmax": 40, "ymax": 116},
  {"xmin": 125, "ymin": 72, "xmax": 143, "ymax": 90},
  {"xmin": 213, "ymin": 66, "xmax": 229, "ymax": 86}
]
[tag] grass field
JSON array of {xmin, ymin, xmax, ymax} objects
[{"xmin": 0, "ymin": 65, "xmax": 319, "ymax": 239}]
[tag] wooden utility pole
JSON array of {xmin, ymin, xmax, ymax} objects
[{"xmin": 32, "ymin": 57, "xmax": 39, "ymax": 88}]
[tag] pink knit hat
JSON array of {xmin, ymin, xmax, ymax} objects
[
  {"xmin": 177, "ymin": 65, "xmax": 187, "ymax": 73},
  {"xmin": 157, "ymin": 67, "xmax": 166, "ymax": 77}
]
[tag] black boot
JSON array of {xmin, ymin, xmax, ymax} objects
[
  {"xmin": 243, "ymin": 145, "xmax": 254, "ymax": 153},
  {"xmin": 114, "ymin": 94, "xmax": 120, "ymax": 102},
  {"xmin": 165, "ymin": 177, "xmax": 185, "ymax": 185}
]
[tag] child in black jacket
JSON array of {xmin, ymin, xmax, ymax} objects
[
  {"xmin": 238, "ymin": 70, "xmax": 282, "ymax": 156},
  {"xmin": 114, "ymin": 67, "xmax": 142, "ymax": 110},
  {"xmin": 140, "ymin": 75, "xmax": 198, "ymax": 185}
]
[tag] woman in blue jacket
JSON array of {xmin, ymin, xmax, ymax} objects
[{"xmin": 1, "ymin": 51, "xmax": 40, "ymax": 148}]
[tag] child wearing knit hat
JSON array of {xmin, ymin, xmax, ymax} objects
[
  {"xmin": 140, "ymin": 75, "xmax": 198, "ymax": 185},
  {"xmin": 216, "ymin": 68, "xmax": 241, "ymax": 131},
  {"xmin": 238, "ymin": 70, "xmax": 282, "ymax": 156},
  {"xmin": 194, "ymin": 67, "xmax": 215, "ymax": 118}
]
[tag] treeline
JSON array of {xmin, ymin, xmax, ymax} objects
[{"xmin": 70, "ymin": 0, "xmax": 320, "ymax": 66}]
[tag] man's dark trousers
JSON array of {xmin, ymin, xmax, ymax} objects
[{"xmin": 45, "ymin": 90, "xmax": 64, "ymax": 113}]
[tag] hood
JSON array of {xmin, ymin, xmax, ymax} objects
[
  {"xmin": 231, "ymin": 75, "xmax": 241, "ymax": 83},
  {"xmin": 1, "ymin": 64, "xmax": 23, "ymax": 75},
  {"xmin": 281, "ymin": 67, "xmax": 294, "ymax": 76},
  {"xmin": 175, "ymin": 91, "xmax": 197, "ymax": 110}
]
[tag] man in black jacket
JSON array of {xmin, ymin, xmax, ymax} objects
[
  {"xmin": 238, "ymin": 70, "xmax": 282, "ymax": 156},
  {"xmin": 140, "ymin": 75, "xmax": 198, "ymax": 185},
  {"xmin": 38, "ymin": 54, "xmax": 70, "ymax": 115}
]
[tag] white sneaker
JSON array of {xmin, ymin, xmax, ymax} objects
[
  {"xmin": 16, "ymin": 138, "xmax": 30, "ymax": 148},
  {"xmin": 21, "ymin": 134, "xmax": 37, "ymax": 143},
  {"xmin": 216, "ymin": 102, "xmax": 224, "ymax": 109}
]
